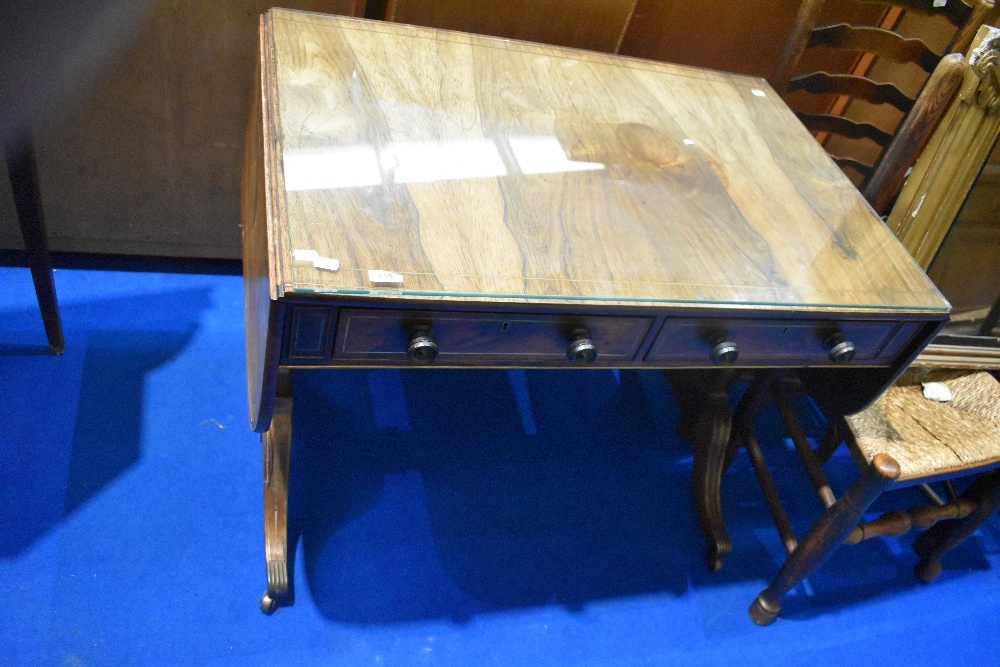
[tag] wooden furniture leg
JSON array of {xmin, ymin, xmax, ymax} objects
[
  {"xmin": 725, "ymin": 373, "xmax": 772, "ymax": 471},
  {"xmin": 913, "ymin": 469, "xmax": 1000, "ymax": 583},
  {"xmin": 695, "ymin": 382, "xmax": 735, "ymax": 572},
  {"xmin": 4, "ymin": 130, "xmax": 64, "ymax": 354},
  {"xmin": 669, "ymin": 370, "xmax": 737, "ymax": 572},
  {"xmin": 978, "ymin": 293, "xmax": 1000, "ymax": 335},
  {"xmin": 260, "ymin": 369, "xmax": 292, "ymax": 614},
  {"xmin": 667, "ymin": 370, "xmax": 703, "ymax": 444},
  {"xmin": 749, "ymin": 454, "xmax": 900, "ymax": 625}
]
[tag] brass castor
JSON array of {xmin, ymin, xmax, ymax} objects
[{"xmin": 261, "ymin": 591, "xmax": 279, "ymax": 614}]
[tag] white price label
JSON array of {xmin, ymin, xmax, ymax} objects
[
  {"xmin": 368, "ymin": 270, "xmax": 404, "ymax": 285},
  {"xmin": 313, "ymin": 257, "xmax": 340, "ymax": 271},
  {"xmin": 293, "ymin": 249, "xmax": 340, "ymax": 272},
  {"xmin": 292, "ymin": 249, "xmax": 319, "ymax": 261}
]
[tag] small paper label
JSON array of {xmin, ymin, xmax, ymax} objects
[
  {"xmin": 922, "ymin": 382, "xmax": 953, "ymax": 402},
  {"xmin": 293, "ymin": 249, "xmax": 340, "ymax": 272},
  {"xmin": 368, "ymin": 270, "xmax": 404, "ymax": 285},
  {"xmin": 293, "ymin": 249, "xmax": 319, "ymax": 261},
  {"xmin": 683, "ymin": 139, "xmax": 695, "ymax": 146},
  {"xmin": 933, "ymin": 0, "xmax": 947, "ymax": 8},
  {"xmin": 313, "ymin": 257, "xmax": 340, "ymax": 271}
]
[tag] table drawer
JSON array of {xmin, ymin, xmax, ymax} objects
[
  {"xmin": 334, "ymin": 309, "xmax": 654, "ymax": 363},
  {"xmin": 646, "ymin": 317, "xmax": 903, "ymax": 366}
]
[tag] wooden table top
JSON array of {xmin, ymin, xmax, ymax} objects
[{"xmin": 255, "ymin": 8, "xmax": 948, "ymax": 314}]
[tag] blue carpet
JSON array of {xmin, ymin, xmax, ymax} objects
[{"xmin": 1, "ymin": 266, "xmax": 998, "ymax": 665}]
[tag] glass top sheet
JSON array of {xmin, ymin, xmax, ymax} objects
[{"xmin": 264, "ymin": 11, "xmax": 949, "ymax": 312}]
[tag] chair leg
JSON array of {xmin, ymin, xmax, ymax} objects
[
  {"xmin": 913, "ymin": 469, "xmax": 1000, "ymax": 583},
  {"xmin": 774, "ymin": 380, "xmax": 837, "ymax": 508},
  {"xmin": 724, "ymin": 373, "xmax": 771, "ymax": 472},
  {"xmin": 749, "ymin": 454, "xmax": 900, "ymax": 625},
  {"xmin": 4, "ymin": 131, "xmax": 64, "ymax": 354},
  {"xmin": 261, "ymin": 370, "xmax": 293, "ymax": 613},
  {"xmin": 742, "ymin": 421, "xmax": 797, "ymax": 555},
  {"xmin": 815, "ymin": 420, "xmax": 842, "ymax": 465}
]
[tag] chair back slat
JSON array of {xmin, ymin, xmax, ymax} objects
[
  {"xmin": 789, "ymin": 71, "xmax": 916, "ymax": 111},
  {"xmin": 809, "ymin": 23, "xmax": 940, "ymax": 71},
  {"xmin": 831, "ymin": 155, "xmax": 876, "ymax": 179},
  {"xmin": 858, "ymin": 0, "xmax": 974, "ymax": 26},
  {"xmin": 770, "ymin": 0, "xmax": 989, "ymax": 215},
  {"xmin": 796, "ymin": 112, "xmax": 895, "ymax": 146}
]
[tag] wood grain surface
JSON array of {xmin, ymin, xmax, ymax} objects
[
  {"xmin": 260, "ymin": 10, "xmax": 947, "ymax": 313},
  {"xmin": 242, "ymin": 19, "xmax": 285, "ymax": 432},
  {"xmin": 384, "ymin": 0, "xmax": 639, "ymax": 53}
]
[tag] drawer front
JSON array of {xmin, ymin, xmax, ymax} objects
[
  {"xmin": 334, "ymin": 309, "xmax": 654, "ymax": 363},
  {"xmin": 646, "ymin": 317, "xmax": 900, "ymax": 366},
  {"xmin": 876, "ymin": 322, "xmax": 923, "ymax": 361},
  {"xmin": 286, "ymin": 306, "xmax": 333, "ymax": 359}
]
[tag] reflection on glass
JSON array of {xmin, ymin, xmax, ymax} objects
[
  {"xmin": 283, "ymin": 146, "xmax": 381, "ymax": 191},
  {"xmin": 282, "ymin": 135, "xmax": 605, "ymax": 192},
  {"xmin": 381, "ymin": 139, "xmax": 506, "ymax": 183},
  {"xmin": 509, "ymin": 136, "xmax": 604, "ymax": 174}
]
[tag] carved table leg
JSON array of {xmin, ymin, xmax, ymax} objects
[
  {"xmin": 667, "ymin": 369, "xmax": 704, "ymax": 444},
  {"xmin": 913, "ymin": 469, "xmax": 1000, "ymax": 583},
  {"xmin": 669, "ymin": 370, "xmax": 736, "ymax": 572},
  {"xmin": 261, "ymin": 369, "xmax": 293, "ymax": 614},
  {"xmin": 749, "ymin": 454, "xmax": 900, "ymax": 625},
  {"xmin": 695, "ymin": 384, "xmax": 735, "ymax": 572}
]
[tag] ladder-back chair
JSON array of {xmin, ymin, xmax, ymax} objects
[{"xmin": 770, "ymin": 0, "xmax": 995, "ymax": 214}]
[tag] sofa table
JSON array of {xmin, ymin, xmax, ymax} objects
[{"xmin": 242, "ymin": 8, "xmax": 950, "ymax": 612}]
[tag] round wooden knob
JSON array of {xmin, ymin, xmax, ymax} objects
[
  {"xmin": 828, "ymin": 340, "xmax": 856, "ymax": 364},
  {"xmin": 567, "ymin": 329, "xmax": 597, "ymax": 364},
  {"xmin": 406, "ymin": 334, "xmax": 438, "ymax": 364},
  {"xmin": 710, "ymin": 341, "xmax": 738, "ymax": 366}
]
